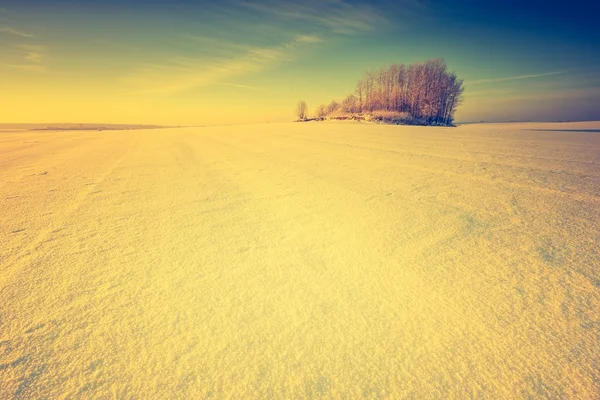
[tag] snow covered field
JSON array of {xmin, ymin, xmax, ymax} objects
[{"xmin": 1, "ymin": 121, "xmax": 599, "ymax": 398}]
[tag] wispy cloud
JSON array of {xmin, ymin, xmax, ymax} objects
[
  {"xmin": 91, "ymin": 39, "xmax": 143, "ymax": 52},
  {"xmin": 473, "ymin": 85, "xmax": 600, "ymax": 102},
  {"xmin": 2, "ymin": 44, "xmax": 47, "ymax": 72},
  {"xmin": 466, "ymin": 71, "xmax": 564, "ymax": 85},
  {"xmin": 238, "ymin": 0, "xmax": 390, "ymax": 35},
  {"xmin": 464, "ymin": 70, "xmax": 600, "ymax": 104},
  {"xmin": 6, "ymin": 63, "xmax": 46, "ymax": 72},
  {"xmin": 183, "ymin": 34, "xmax": 258, "ymax": 52},
  {"xmin": 123, "ymin": 33, "xmax": 321, "ymax": 95},
  {"xmin": 16, "ymin": 44, "xmax": 46, "ymax": 63},
  {"xmin": 215, "ymin": 81, "xmax": 257, "ymax": 89},
  {"xmin": 294, "ymin": 34, "xmax": 323, "ymax": 43},
  {"xmin": 0, "ymin": 27, "xmax": 33, "ymax": 38},
  {"xmin": 119, "ymin": 0, "xmax": 424, "ymax": 95}
]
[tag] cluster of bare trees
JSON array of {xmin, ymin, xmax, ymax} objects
[{"xmin": 299, "ymin": 59, "xmax": 464, "ymax": 126}]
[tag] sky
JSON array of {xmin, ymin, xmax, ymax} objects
[{"xmin": 0, "ymin": 0, "xmax": 599, "ymax": 125}]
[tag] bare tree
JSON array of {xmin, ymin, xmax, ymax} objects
[
  {"xmin": 296, "ymin": 100, "xmax": 308, "ymax": 121},
  {"xmin": 327, "ymin": 100, "xmax": 340, "ymax": 115},
  {"xmin": 355, "ymin": 80, "xmax": 364, "ymax": 113},
  {"xmin": 316, "ymin": 104, "xmax": 327, "ymax": 119},
  {"xmin": 341, "ymin": 94, "xmax": 359, "ymax": 113}
]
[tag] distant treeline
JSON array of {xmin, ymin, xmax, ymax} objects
[
  {"xmin": 298, "ymin": 58, "xmax": 464, "ymax": 126},
  {"xmin": 26, "ymin": 124, "xmax": 172, "ymax": 132}
]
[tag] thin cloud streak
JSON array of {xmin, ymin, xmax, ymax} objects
[
  {"xmin": 183, "ymin": 34, "xmax": 258, "ymax": 52},
  {"xmin": 215, "ymin": 81, "xmax": 257, "ymax": 89},
  {"xmin": 238, "ymin": 0, "xmax": 389, "ymax": 35},
  {"xmin": 6, "ymin": 64, "xmax": 46, "ymax": 72},
  {"xmin": 466, "ymin": 71, "xmax": 565, "ymax": 85},
  {"xmin": 471, "ymin": 86, "xmax": 600, "ymax": 103},
  {"xmin": 0, "ymin": 27, "xmax": 33, "ymax": 37},
  {"xmin": 92, "ymin": 39, "xmax": 143, "ymax": 52},
  {"xmin": 16, "ymin": 44, "xmax": 46, "ymax": 64},
  {"xmin": 2, "ymin": 44, "xmax": 48, "ymax": 72},
  {"xmin": 294, "ymin": 34, "xmax": 322, "ymax": 43},
  {"xmin": 123, "ymin": 35, "xmax": 321, "ymax": 95}
]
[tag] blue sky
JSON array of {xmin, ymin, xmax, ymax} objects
[{"xmin": 0, "ymin": 0, "xmax": 598, "ymax": 124}]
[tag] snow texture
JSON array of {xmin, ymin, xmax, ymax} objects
[{"xmin": 1, "ymin": 121, "xmax": 600, "ymax": 398}]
